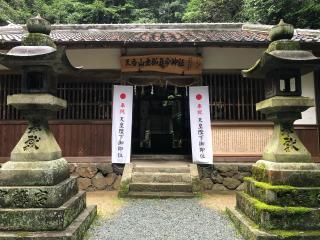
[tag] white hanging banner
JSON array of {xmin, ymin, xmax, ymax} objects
[
  {"xmin": 112, "ymin": 85, "xmax": 133, "ymax": 164},
  {"xmin": 189, "ymin": 86, "xmax": 213, "ymax": 164}
]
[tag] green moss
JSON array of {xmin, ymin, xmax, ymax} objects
[
  {"xmin": 271, "ymin": 229, "xmax": 320, "ymax": 238},
  {"xmin": 252, "ymin": 165, "xmax": 267, "ymax": 182},
  {"xmin": 246, "ymin": 177, "xmax": 296, "ymax": 191},
  {"xmin": 22, "ymin": 33, "xmax": 56, "ymax": 48},
  {"xmin": 243, "ymin": 176, "xmax": 252, "ymax": 182},
  {"xmin": 118, "ymin": 179, "xmax": 130, "ymax": 198},
  {"xmin": 15, "ymin": 232, "xmax": 30, "ymax": 237},
  {"xmin": 243, "ymin": 192, "xmax": 312, "ymax": 214},
  {"xmin": 267, "ymin": 40, "xmax": 300, "ymax": 53}
]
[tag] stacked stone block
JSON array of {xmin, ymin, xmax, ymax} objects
[
  {"xmin": 228, "ymin": 160, "xmax": 320, "ymax": 239},
  {"xmin": 198, "ymin": 164, "xmax": 252, "ymax": 191},
  {"xmin": 70, "ymin": 163, "xmax": 123, "ymax": 191}
]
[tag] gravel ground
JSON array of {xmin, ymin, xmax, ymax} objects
[{"xmin": 87, "ymin": 198, "xmax": 243, "ymax": 240}]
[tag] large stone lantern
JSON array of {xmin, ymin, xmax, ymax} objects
[
  {"xmin": 0, "ymin": 15, "xmax": 96, "ymax": 239},
  {"xmin": 227, "ymin": 20, "xmax": 320, "ymax": 240}
]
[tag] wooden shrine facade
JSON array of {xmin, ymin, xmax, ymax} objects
[
  {"xmin": 0, "ymin": 22, "xmax": 320, "ymax": 163},
  {"xmin": 0, "ymin": 71, "xmax": 319, "ymax": 163}
]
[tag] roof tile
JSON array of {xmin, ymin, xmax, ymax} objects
[{"xmin": 0, "ymin": 23, "xmax": 319, "ymax": 47}]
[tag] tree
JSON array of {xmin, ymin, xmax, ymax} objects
[
  {"xmin": 158, "ymin": 0, "xmax": 188, "ymax": 23},
  {"xmin": 241, "ymin": 0, "xmax": 320, "ymax": 28},
  {"xmin": 0, "ymin": 0, "xmax": 319, "ymax": 28},
  {"xmin": 183, "ymin": 0, "xmax": 243, "ymax": 23},
  {"xmin": 131, "ymin": 8, "xmax": 157, "ymax": 23}
]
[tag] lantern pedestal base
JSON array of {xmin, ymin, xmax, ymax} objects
[
  {"xmin": 0, "ymin": 158, "xmax": 69, "ymax": 186},
  {"xmin": 227, "ymin": 207, "xmax": 320, "ymax": 240},
  {"xmin": 227, "ymin": 159, "xmax": 320, "ymax": 240},
  {"xmin": 0, "ymin": 205, "xmax": 96, "ymax": 240}
]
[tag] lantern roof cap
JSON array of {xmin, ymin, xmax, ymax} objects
[
  {"xmin": 6, "ymin": 46, "xmax": 56, "ymax": 56},
  {"xmin": 242, "ymin": 50, "xmax": 320, "ymax": 78},
  {"xmin": 243, "ymin": 20, "xmax": 320, "ymax": 78},
  {"xmin": 0, "ymin": 46, "xmax": 81, "ymax": 74}
]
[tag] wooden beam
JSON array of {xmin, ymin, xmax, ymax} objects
[{"xmin": 58, "ymin": 70, "xmax": 121, "ymax": 82}]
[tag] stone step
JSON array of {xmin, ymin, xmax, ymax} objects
[
  {"xmin": 129, "ymin": 182, "xmax": 193, "ymax": 192},
  {"xmin": 126, "ymin": 191, "xmax": 196, "ymax": 198},
  {"xmin": 131, "ymin": 155, "xmax": 192, "ymax": 162},
  {"xmin": 131, "ymin": 172, "xmax": 191, "ymax": 183},
  {"xmin": 133, "ymin": 166, "xmax": 190, "ymax": 173},
  {"xmin": 0, "ymin": 205, "xmax": 97, "ymax": 240},
  {"xmin": 119, "ymin": 163, "xmax": 200, "ymax": 199}
]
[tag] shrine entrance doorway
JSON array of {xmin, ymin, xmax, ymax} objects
[{"xmin": 131, "ymin": 85, "xmax": 191, "ymax": 155}]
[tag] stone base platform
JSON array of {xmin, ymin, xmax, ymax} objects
[
  {"xmin": 227, "ymin": 207, "xmax": 320, "ymax": 240},
  {"xmin": 0, "ymin": 205, "xmax": 97, "ymax": 240}
]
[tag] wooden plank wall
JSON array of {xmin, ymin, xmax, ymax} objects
[
  {"xmin": 211, "ymin": 123, "xmax": 320, "ymax": 162},
  {"xmin": 0, "ymin": 121, "xmax": 318, "ymax": 163},
  {"xmin": 0, "ymin": 121, "xmax": 112, "ymax": 163}
]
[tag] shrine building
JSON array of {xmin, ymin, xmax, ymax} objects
[{"xmin": 0, "ymin": 22, "xmax": 319, "ymax": 164}]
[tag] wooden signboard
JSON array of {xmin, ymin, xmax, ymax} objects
[{"xmin": 120, "ymin": 54, "xmax": 202, "ymax": 75}]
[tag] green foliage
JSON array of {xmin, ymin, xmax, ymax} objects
[
  {"xmin": 241, "ymin": 0, "xmax": 320, "ymax": 28},
  {"xmin": 158, "ymin": 0, "xmax": 188, "ymax": 23},
  {"xmin": 0, "ymin": 0, "xmax": 319, "ymax": 29},
  {"xmin": 0, "ymin": 0, "xmax": 188, "ymax": 24},
  {"xmin": 183, "ymin": 0, "xmax": 243, "ymax": 23}
]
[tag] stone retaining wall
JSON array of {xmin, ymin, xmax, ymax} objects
[
  {"xmin": 69, "ymin": 163, "xmax": 124, "ymax": 191},
  {"xmin": 1, "ymin": 162, "xmax": 252, "ymax": 192},
  {"xmin": 69, "ymin": 162, "xmax": 252, "ymax": 192},
  {"xmin": 198, "ymin": 163, "xmax": 252, "ymax": 191}
]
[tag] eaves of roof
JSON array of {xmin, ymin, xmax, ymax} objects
[{"xmin": 0, "ymin": 23, "xmax": 319, "ymax": 50}]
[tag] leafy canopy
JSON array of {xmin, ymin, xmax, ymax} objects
[
  {"xmin": 241, "ymin": 0, "xmax": 320, "ymax": 29},
  {"xmin": 0, "ymin": 0, "xmax": 319, "ymax": 29},
  {"xmin": 183, "ymin": 0, "xmax": 243, "ymax": 23}
]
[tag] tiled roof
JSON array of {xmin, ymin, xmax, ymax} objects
[{"xmin": 0, "ymin": 23, "xmax": 319, "ymax": 48}]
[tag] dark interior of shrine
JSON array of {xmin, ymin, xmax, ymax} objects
[{"xmin": 131, "ymin": 85, "xmax": 191, "ymax": 154}]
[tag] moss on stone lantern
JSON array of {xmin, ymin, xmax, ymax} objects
[
  {"xmin": 227, "ymin": 20, "xmax": 320, "ymax": 240},
  {"xmin": 0, "ymin": 15, "xmax": 96, "ymax": 240},
  {"xmin": 23, "ymin": 14, "xmax": 56, "ymax": 48}
]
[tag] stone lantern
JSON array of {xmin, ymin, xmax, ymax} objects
[
  {"xmin": 0, "ymin": 15, "xmax": 96, "ymax": 239},
  {"xmin": 227, "ymin": 20, "xmax": 320, "ymax": 240}
]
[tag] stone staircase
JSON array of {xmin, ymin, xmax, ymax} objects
[{"xmin": 119, "ymin": 161, "xmax": 201, "ymax": 198}]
